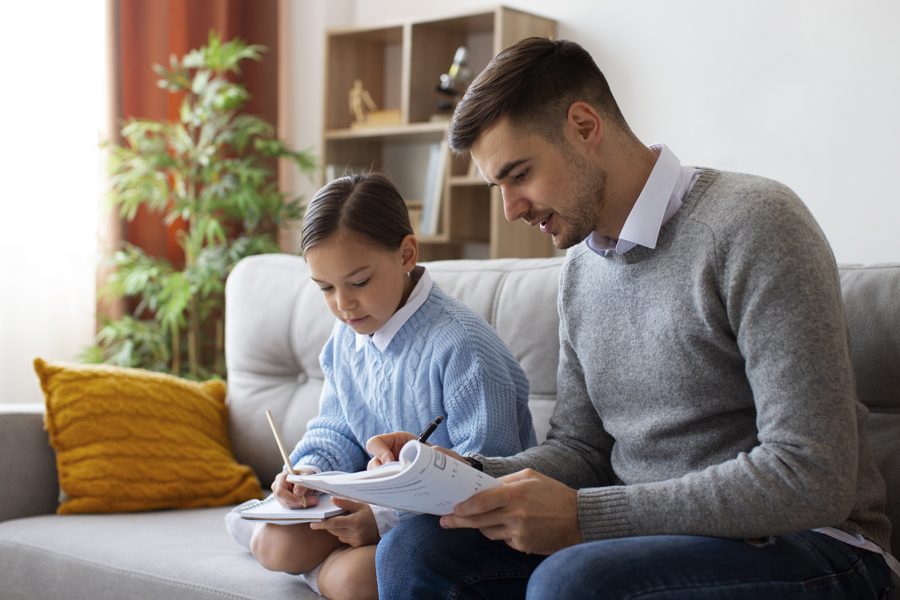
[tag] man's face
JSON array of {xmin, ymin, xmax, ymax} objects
[{"xmin": 470, "ymin": 117, "xmax": 607, "ymax": 250}]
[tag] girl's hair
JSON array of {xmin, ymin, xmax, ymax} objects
[{"xmin": 300, "ymin": 172, "xmax": 414, "ymax": 254}]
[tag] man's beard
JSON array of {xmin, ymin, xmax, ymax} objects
[{"xmin": 551, "ymin": 148, "xmax": 607, "ymax": 250}]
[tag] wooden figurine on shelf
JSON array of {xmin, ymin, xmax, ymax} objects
[{"xmin": 349, "ymin": 79, "xmax": 376, "ymax": 126}]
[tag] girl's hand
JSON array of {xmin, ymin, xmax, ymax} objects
[
  {"xmin": 309, "ymin": 498, "xmax": 380, "ymax": 547},
  {"xmin": 366, "ymin": 431, "xmax": 417, "ymax": 468},
  {"xmin": 271, "ymin": 469, "xmax": 319, "ymax": 509}
]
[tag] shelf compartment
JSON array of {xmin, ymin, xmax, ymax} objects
[
  {"xmin": 325, "ymin": 25, "xmax": 405, "ymax": 131},
  {"xmin": 408, "ymin": 12, "xmax": 495, "ymax": 125},
  {"xmin": 446, "ymin": 185, "xmax": 490, "ymax": 243}
]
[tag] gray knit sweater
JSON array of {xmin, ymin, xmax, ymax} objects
[{"xmin": 479, "ymin": 169, "xmax": 891, "ymax": 550}]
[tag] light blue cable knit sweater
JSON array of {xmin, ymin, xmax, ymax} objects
[{"xmin": 289, "ymin": 284, "xmax": 536, "ymax": 474}]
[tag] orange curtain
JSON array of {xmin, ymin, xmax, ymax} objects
[{"xmin": 110, "ymin": 0, "xmax": 279, "ymax": 269}]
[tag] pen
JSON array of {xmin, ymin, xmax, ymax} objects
[{"xmin": 417, "ymin": 415, "xmax": 445, "ymax": 443}]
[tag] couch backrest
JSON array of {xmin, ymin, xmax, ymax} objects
[
  {"xmin": 838, "ymin": 264, "xmax": 900, "ymax": 552},
  {"xmin": 225, "ymin": 254, "xmax": 898, "ymax": 551}
]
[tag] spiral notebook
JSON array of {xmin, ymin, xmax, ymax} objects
[{"xmin": 235, "ymin": 494, "xmax": 345, "ymax": 524}]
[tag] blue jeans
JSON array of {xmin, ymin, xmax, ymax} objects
[{"xmin": 376, "ymin": 515, "xmax": 894, "ymax": 599}]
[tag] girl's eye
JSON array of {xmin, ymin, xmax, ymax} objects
[
  {"xmin": 351, "ymin": 279, "xmax": 370, "ymax": 288},
  {"xmin": 318, "ymin": 285, "xmax": 333, "ymax": 292}
]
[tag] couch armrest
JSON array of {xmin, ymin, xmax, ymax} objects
[{"xmin": 0, "ymin": 404, "xmax": 58, "ymax": 522}]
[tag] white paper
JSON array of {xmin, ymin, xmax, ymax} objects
[
  {"xmin": 287, "ymin": 441, "xmax": 498, "ymax": 515},
  {"xmin": 236, "ymin": 493, "xmax": 345, "ymax": 524}
]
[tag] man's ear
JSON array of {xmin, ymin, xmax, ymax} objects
[
  {"xmin": 399, "ymin": 234, "xmax": 419, "ymax": 271},
  {"xmin": 566, "ymin": 101, "xmax": 603, "ymax": 148}
]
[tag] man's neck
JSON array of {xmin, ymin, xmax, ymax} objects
[{"xmin": 596, "ymin": 140, "xmax": 658, "ymax": 240}]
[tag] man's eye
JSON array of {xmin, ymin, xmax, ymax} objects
[{"xmin": 513, "ymin": 169, "xmax": 529, "ymax": 183}]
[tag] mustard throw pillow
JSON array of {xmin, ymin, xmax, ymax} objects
[{"xmin": 34, "ymin": 358, "xmax": 263, "ymax": 514}]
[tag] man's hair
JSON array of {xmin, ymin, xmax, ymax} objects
[
  {"xmin": 448, "ymin": 37, "xmax": 628, "ymax": 152},
  {"xmin": 300, "ymin": 172, "xmax": 413, "ymax": 255}
]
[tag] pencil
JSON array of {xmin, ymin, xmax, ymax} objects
[{"xmin": 265, "ymin": 410, "xmax": 297, "ymax": 476}]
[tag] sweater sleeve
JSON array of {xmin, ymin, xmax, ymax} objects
[
  {"xmin": 441, "ymin": 322, "xmax": 536, "ymax": 457},
  {"xmin": 288, "ymin": 333, "xmax": 368, "ymax": 474},
  {"xmin": 576, "ymin": 184, "xmax": 860, "ymax": 541}
]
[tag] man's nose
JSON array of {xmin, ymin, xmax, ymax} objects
[{"xmin": 500, "ymin": 186, "xmax": 530, "ymax": 223}]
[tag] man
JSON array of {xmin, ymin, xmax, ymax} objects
[{"xmin": 368, "ymin": 37, "xmax": 897, "ymax": 599}]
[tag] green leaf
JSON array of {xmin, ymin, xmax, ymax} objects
[{"xmin": 93, "ymin": 28, "xmax": 318, "ymax": 378}]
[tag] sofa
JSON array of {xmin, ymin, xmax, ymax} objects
[{"xmin": 1, "ymin": 254, "xmax": 897, "ymax": 600}]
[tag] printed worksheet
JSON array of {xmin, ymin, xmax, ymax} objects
[{"xmin": 287, "ymin": 441, "xmax": 499, "ymax": 515}]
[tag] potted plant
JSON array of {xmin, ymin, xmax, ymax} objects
[{"xmin": 85, "ymin": 32, "xmax": 315, "ymax": 379}]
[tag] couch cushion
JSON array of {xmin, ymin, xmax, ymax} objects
[
  {"xmin": 839, "ymin": 264, "xmax": 900, "ymax": 410},
  {"xmin": 839, "ymin": 263, "xmax": 900, "ymax": 554},
  {"xmin": 34, "ymin": 359, "xmax": 262, "ymax": 513},
  {"xmin": 225, "ymin": 254, "xmax": 334, "ymax": 485},
  {"xmin": 0, "ymin": 507, "xmax": 319, "ymax": 600}
]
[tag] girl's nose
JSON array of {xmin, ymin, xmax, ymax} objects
[{"xmin": 336, "ymin": 289, "xmax": 357, "ymax": 311}]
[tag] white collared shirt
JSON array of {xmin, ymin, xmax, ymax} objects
[
  {"xmin": 586, "ymin": 144, "xmax": 700, "ymax": 257},
  {"xmin": 355, "ymin": 266, "xmax": 434, "ymax": 352}
]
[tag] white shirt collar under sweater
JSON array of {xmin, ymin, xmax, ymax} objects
[
  {"xmin": 355, "ymin": 266, "xmax": 433, "ymax": 352},
  {"xmin": 586, "ymin": 144, "xmax": 700, "ymax": 257}
]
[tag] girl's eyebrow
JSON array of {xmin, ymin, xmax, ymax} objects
[{"xmin": 310, "ymin": 265, "xmax": 370, "ymax": 284}]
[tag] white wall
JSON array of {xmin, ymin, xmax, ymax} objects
[
  {"xmin": 280, "ymin": 0, "xmax": 355, "ymax": 253},
  {"xmin": 285, "ymin": 0, "xmax": 900, "ymax": 264},
  {"xmin": 0, "ymin": 2, "xmax": 107, "ymax": 403}
]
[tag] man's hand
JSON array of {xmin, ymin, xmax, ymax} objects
[
  {"xmin": 271, "ymin": 469, "xmax": 319, "ymax": 509},
  {"xmin": 440, "ymin": 469, "xmax": 582, "ymax": 555},
  {"xmin": 366, "ymin": 431, "xmax": 416, "ymax": 468},
  {"xmin": 309, "ymin": 497, "xmax": 380, "ymax": 547}
]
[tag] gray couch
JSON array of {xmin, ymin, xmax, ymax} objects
[{"xmin": 1, "ymin": 255, "xmax": 897, "ymax": 599}]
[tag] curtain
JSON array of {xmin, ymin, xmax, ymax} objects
[{"xmin": 102, "ymin": 0, "xmax": 279, "ymax": 319}]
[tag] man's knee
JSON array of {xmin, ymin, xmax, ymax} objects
[
  {"xmin": 377, "ymin": 515, "xmax": 443, "ymax": 576},
  {"xmin": 527, "ymin": 548, "xmax": 590, "ymax": 598}
]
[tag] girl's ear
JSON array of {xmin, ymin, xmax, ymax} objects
[{"xmin": 399, "ymin": 234, "xmax": 419, "ymax": 272}]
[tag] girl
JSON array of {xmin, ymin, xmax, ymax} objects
[{"xmin": 234, "ymin": 173, "xmax": 536, "ymax": 600}]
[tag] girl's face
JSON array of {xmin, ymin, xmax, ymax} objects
[{"xmin": 305, "ymin": 229, "xmax": 418, "ymax": 335}]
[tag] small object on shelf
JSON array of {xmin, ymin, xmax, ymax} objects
[
  {"xmin": 407, "ymin": 201, "xmax": 424, "ymax": 236},
  {"xmin": 349, "ymin": 78, "xmax": 377, "ymax": 126},
  {"xmin": 351, "ymin": 108, "xmax": 402, "ymax": 129},
  {"xmin": 435, "ymin": 46, "xmax": 472, "ymax": 114},
  {"xmin": 419, "ymin": 138, "xmax": 450, "ymax": 236}
]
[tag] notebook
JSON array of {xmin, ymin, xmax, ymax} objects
[{"xmin": 235, "ymin": 494, "xmax": 345, "ymax": 524}]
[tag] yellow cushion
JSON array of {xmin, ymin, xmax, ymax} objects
[{"xmin": 34, "ymin": 358, "xmax": 263, "ymax": 514}]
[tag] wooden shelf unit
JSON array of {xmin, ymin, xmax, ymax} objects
[{"xmin": 322, "ymin": 7, "xmax": 557, "ymax": 260}]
